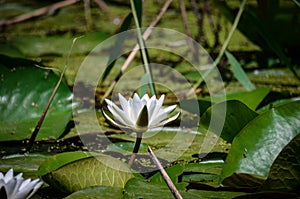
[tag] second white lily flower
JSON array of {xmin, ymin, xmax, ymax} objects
[{"xmin": 103, "ymin": 93, "xmax": 180, "ymax": 133}]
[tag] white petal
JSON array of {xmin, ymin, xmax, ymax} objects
[
  {"xmin": 153, "ymin": 112, "xmax": 180, "ymax": 128},
  {"xmin": 25, "ymin": 181, "xmax": 43, "ymax": 199},
  {"xmin": 111, "ymin": 104, "xmax": 134, "ymax": 126},
  {"xmin": 15, "ymin": 179, "xmax": 41, "ymax": 199},
  {"xmin": 149, "ymin": 111, "xmax": 167, "ymax": 126},
  {"xmin": 118, "ymin": 93, "xmax": 129, "ymax": 115},
  {"xmin": 133, "ymin": 93, "xmax": 141, "ymax": 103},
  {"xmin": 130, "ymin": 96, "xmax": 144, "ymax": 122},
  {"xmin": 141, "ymin": 93, "xmax": 150, "ymax": 101},
  {"xmin": 147, "ymin": 99, "xmax": 157, "ymax": 118},
  {"xmin": 151, "ymin": 95, "xmax": 165, "ymax": 118},
  {"xmin": 19, "ymin": 179, "xmax": 31, "ymax": 191},
  {"xmin": 157, "ymin": 95, "xmax": 165, "ymax": 107},
  {"xmin": 15, "ymin": 173, "xmax": 23, "ymax": 180},
  {"xmin": 4, "ymin": 169, "xmax": 14, "ymax": 183},
  {"xmin": 106, "ymin": 100, "xmax": 134, "ymax": 127},
  {"xmin": 103, "ymin": 110, "xmax": 129, "ymax": 129},
  {"xmin": 4, "ymin": 177, "xmax": 18, "ymax": 199},
  {"xmin": 104, "ymin": 98, "xmax": 113, "ymax": 107},
  {"xmin": 163, "ymin": 104, "xmax": 177, "ymax": 115},
  {"xmin": 107, "ymin": 106, "xmax": 127, "ymax": 126}
]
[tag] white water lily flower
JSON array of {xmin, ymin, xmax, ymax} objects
[
  {"xmin": 103, "ymin": 93, "xmax": 180, "ymax": 133},
  {"xmin": 0, "ymin": 169, "xmax": 43, "ymax": 199}
]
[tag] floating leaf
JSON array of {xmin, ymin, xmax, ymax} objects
[
  {"xmin": 151, "ymin": 161, "xmax": 224, "ymax": 188},
  {"xmin": 200, "ymin": 100, "xmax": 258, "ymax": 143},
  {"xmin": 124, "ymin": 177, "xmax": 199, "ymax": 199},
  {"xmin": 180, "ymin": 98, "xmax": 210, "ymax": 116},
  {"xmin": 64, "ymin": 186, "xmax": 123, "ymax": 199},
  {"xmin": 203, "ymin": 88, "xmax": 270, "ymax": 111},
  {"xmin": 222, "ymin": 173, "xmax": 265, "ymax": 189},
  {"xmin": 39, "ymin": 151, "xmax": 134, "ymax": 193},
  {"xmin": 0, "ymin": 153, "xmax": 51, "ymax": 178},
  {"xmin": 106, "ymin": 142, "xmax": 148, "ymax": 154},
  {"xmin": 0, "ymin": 55, "xmax": 72, "ymax": 141},
  {"xmin": 182, "ymin": 88, "xmax": 270, "ymax": 116},
  {"xmin": 125, "ymin": 177, "xmax": 246, "ymax": 199},
  {"xmin": 38, "ymin": 151, "xmax": 96, "ymax": 178},
  {"xmin": 257, "ymin": 97, "xmax": 300, "ymax": 113},
  {"xmin": 220, "ymin": 101, "xmax": 300, "ymax": 182},
  {"xmin": 260, "ymin": 133, "xmax": 300, "ymax": 192}
]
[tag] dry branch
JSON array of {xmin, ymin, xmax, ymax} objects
[
  {"xmin": 0, "ymin": 0, "xmax": 80, "ymax": 27},
  {"xmin": 148, "ymin": 146, "xmax": 183, "ymax": 199}
]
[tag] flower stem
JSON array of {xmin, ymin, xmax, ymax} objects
[{"xmin": 128, "ymin": 132, "xmax": 143, "ymax": 166}]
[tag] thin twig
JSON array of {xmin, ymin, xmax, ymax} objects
[
  {"xmin": 0, "ymin": 0, "xmax": 80, "ymax": 27},
  {"xmin": 101, "ymin": 0, "xmax": 173, "ymax": 103},
  {"xmin": 148, "ymin": 146, "xmax": 183, "ymax": 199},
  {"xmin": 128, "ymin": 132, "xmax": 143, "ymax": 166},
  {"xmin": 25, "ymin": 36, "xmax": 82, "ymax": 153}
]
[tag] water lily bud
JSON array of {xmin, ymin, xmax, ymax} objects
[{"xmin": 136, "ymin": 105, "xmax": 149, "ymax": 132}]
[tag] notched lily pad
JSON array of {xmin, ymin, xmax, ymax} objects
[
  {"xmin": 260, "ymin": 133, "xmax": 300, "ymax": 192},
  {"xmin": 220, "ymin": 100, "xmax": 300, "ymax": 182}
]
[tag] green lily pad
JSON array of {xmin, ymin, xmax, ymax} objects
[
  {"xmin": 124, "ymin": 177, "xmax": 199, "ymax": 199},
  {"xmin": 203, "ymin": 88, "xmax": 270, "ymax": 110},
  {"xmin": 151, "ymin": 161, "xmax": 224, "ymax": 187},
  {"xmin": 39, "ymin": 151, "xmax": 134, "ymax": 193},
  {"xmin": 106, "ymin": 142, "xmax": 148, "ymax": 154},
  {"xmin": 220, "ymin": 100, "xmax": 300, "ymax": 182},
  {"xmin": 0, "ymin": 153, "xmax": 51, "ymax": 179},
  {"xmin": 64, "ymin": 186, "xmax": 124, "ymax": 199},
  {"xmin": 200, "ymin": 100, "xmax": 258, "ymax": 143},
  {"xmin": 257, "ymin": 97, "xmax": 300, "ymax": 113},
  {"xmin": 180, "ymin": 98, "xmax": 211, "ymax": 116},
  {"xmin": 0, "ymin": 55, "xmax": 72, "ymax": 141},
  {"xmin": 0, "ymin": 56, "xmax": 72, "ymax": 141},
  {"xmin": 182, "ymin": 88, "xmax": 270, "ymax": 116},
  {"xmin": 260, "ymin": 133, "xmax": 300, "ymax": 192},
  {"xmin": 38, "ymin": 151, "xmax": 96, "ymax": 178},
  {"xmin": 124, "ymin": 177, "xmax": 246, "ymax": 199}
]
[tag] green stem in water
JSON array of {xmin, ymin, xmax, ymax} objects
[{"xmin": 128, "ymin": 132, "xmax": 143, "ymax": 166}]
